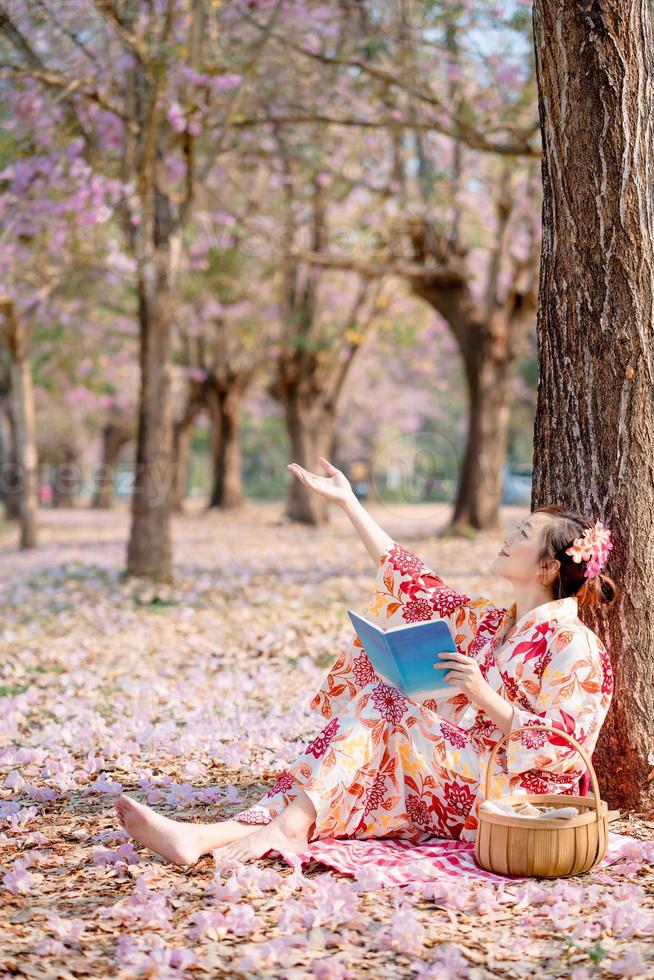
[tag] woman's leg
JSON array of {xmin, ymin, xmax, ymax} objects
[
  {"xmin": 217, "ymin": 681, "xmax": 458, "ymax": 863},
  {"xmin": 214, "ymin": 788, "xmax": 318, "ymax": 862},
  {"xmin": 115, "ymin": 788, "xmax": 318, "ymax": 866},
  {"xmin": 116, "ymin": 680, "xmax": 477, "ymax": 865},
  {"xmin": 309, "ymin": 632, "xmax": 381, "ymax": 720},
  {"xmin": 114, "ymin": 795, "xmax": 267, "ymax": 866}
]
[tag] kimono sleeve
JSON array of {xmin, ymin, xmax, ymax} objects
[
  {"xmin": 366, "ymin": 540, "xmax": 496, "ymax": 656},
  {"xmin": 505, "ymin": 628, "xmax": 611, "ymax": 777}
]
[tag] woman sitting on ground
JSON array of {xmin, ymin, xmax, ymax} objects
[{"xmin": 115, "ymin": 457, "xmax": 616, "ymax": 866}]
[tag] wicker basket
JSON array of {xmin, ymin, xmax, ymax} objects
[{"xmin": 474, "ymin": 724, "xmax": 609, "ymax": 878}]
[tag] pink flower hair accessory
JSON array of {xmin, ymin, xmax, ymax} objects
[{"xmin": 565, "ymin": 520, "xmax": 613, "ymax": 578}]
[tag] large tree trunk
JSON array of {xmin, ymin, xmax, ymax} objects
[
  {"xmin": 410, "ymin": 273, "xmax": 532, "ymax": 533},
  {"xmin": 407, "ymin": 208, "xmax": 537, "ymax": 534},
  {"xmin": 206, "ymin": 379, "xmax": 244, "ymax": 510},
  {"xmin": 92, "ymin": 421, "xmax": 132, "ymax": 509},
  {"xmin": 531, "ymin": 1, "xmax": 654, "ymax": 812},
  {"xmin": 0, "ymin": 301, "xmax": 38, "ymax": 548},
  {"xmin": 450, "ymin": 323, "xmax": 517, "ymax": 532},
  {"xmin": 284, "ymin": 390, "xmax": 337, "ymax": 525},
  {"xmin": 126, "ymin": 268, "xmax": 174, "ymax": 581}
]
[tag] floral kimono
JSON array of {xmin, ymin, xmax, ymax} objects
[{"xmin": 234, "ymin": 540, "xmax": 614, "ymax": 844}]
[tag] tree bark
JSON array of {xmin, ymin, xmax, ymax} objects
[
  {"xmin": 451, "ymin": 323, "xmax": 517, "ymax": 531},
  {"xmin": 283, "ymin": 389, "xmax": 337, "ymax": 525},
  {"xmin": 0, "ymin": 378, "xmax": 20, "ymax": 521},
  {"xmin": 406, "ymin": 182, "xmax": 538, "ymax": 532},
  {"xmin": 206, "ymin": 378, "xmax": 244, "ymax": 510},
  {"xmin": 172, "ymin": 379, "xmax": 206, "ymax": 512},
  {"xmin": 410, "ymin": 255, "xmax": 534, "ymax": 533},
  {"xmin": 0, "ymin": 407, "xmax": 9, "ymax": 515},
  {"xmin": 92, "ymin": 421, "xmax": 133, "ymax": 509},
  {"xmin": 0, "ymin": 301, "xmax": 38, "ymax": 548},
  {"xmin": 126, "ymin": 264, "xmax": 175, "ymax": 581},
  {"xmin": 531, "ymin": 0, "xmax": 654, "ymax": 812},
  {"xmin": 51, "ymin": 445, "xmax": 80, "ymax": 508}
]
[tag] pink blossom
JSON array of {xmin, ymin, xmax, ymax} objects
[
  {"xmin": 167, "ymin": 101, "xmax": 186, "ymax": 133},
  {"xmin": 44, "ymin": 912, "xmax": 85, "ymax": 942},
  {"xmin": 206, "ymin": 874, "xmax": 243, "ymax": 902},
  {"xmin": 312, "ymin": 958, "xmax": 351, "ymax": 979},
  {"xmin": 353, "ymin": 864, "xmax": 388, "ymax": 892},
  {"xmin": 4, "ymin": 770, "xmax": 24, "ymax": 791},
  {"xmin": 3, "ymin": 860, "xmax": 35, "ymax": 894},
  {"xmin": 605, "ymin": 950, "xmax": 649, "ymax": 977},
  {"xmin": 115, "ymin": 933, "xmax": 200, "ymax": 974},
  {"xmin": 100, "ymin": 876, "xmax": 172, "ymax": 929},
  {"xmin": 411, "ymin": 944, "xmax": 470, "ymax": 978},
  {"xmin": 85, "ymin": 774, "xmax": 123, "ymax": 796},
  {"xmin": 6, "ymin": 805, "xmax": 40, "ymax": 831},
  {"xmin": 188, "ymin": 904, "xmax": 257, "ymax": 940},
  {"xmin": 35, "ymin": 939, "xmax": 67, "ymax": 957},
  {"xmin": 212, "ymin": 74, "xmax": 242, "ymax": 92},
  {"xmin": 383, "ymin": 905, "xmax": 425, "ymax": 956},
  {"xmin": 165, "ymin": 782, "xmax": 197, "ymax": 807}
]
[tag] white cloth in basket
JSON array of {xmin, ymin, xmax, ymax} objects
[{"xmin": 480, "ymin": 799, "xmax": 580, "ymax": 819}]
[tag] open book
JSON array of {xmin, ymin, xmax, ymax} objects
[{"xmin": 347, "ymin": 609, "xmax": 459, "ymax": 699}]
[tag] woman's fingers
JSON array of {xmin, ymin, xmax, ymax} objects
[
  {"xmin": 287, "ymin": 461, "xmax": 343, "ymax": 499},
  {"xmin": 288, "ymin": 462, "xmax": 327, "ymax": 483},
  {"xmin": 287, "ymin": 463, "xmax": 308, "ymax": 484}
]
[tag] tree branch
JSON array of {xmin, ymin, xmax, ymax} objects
[
  {"xmin": 238, "ymin": 11, "xmax": 541, "ymax": 157},
  {"xmin": 221, "ymin": 112, "xmax": 539, "ymax": 155},
  {"xmin": 0, "ymin": 65, "xmax": 138, "ymax": 131}
]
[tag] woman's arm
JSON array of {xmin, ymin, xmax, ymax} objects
[
  {"xmin": 502, "ymin": 631, "xmax": 612, "ymax": 775},
  {"xmin": 287, "ymin": 457, "xmax": 393, "ymax": 564},
  {"xmin": 341, "ymin": 494, "xmax": 394, "ymax": 565},
  {"xmin": 474, "ymin": 687, "xmax": 514, "ymax": 736}
]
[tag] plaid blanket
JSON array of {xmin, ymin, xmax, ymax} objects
[{"xmin": 278, "ymin": 830, "xmax": 636, "ymax": 885}]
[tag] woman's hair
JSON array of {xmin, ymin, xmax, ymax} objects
[{"xmin": 533, "ymin": 504, "xmax": 618, "ymax": 610}]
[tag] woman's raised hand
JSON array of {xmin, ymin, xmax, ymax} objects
[{"xmin": 287, "ymin": 457, "xmax": 354, "ymax": 507}]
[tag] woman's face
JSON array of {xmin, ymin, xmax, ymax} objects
[{"xmin": 491, "ymin": 511, "xmax": 556, "ymax": 585}]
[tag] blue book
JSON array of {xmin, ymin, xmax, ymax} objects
[{"xmin": 347, "ymin": 609, "xmax": 459, "ymax": 698}]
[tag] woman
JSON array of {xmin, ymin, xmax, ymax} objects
[{"xmin": 115, "ymin": 457, "xmax": 616, "ymax": 866}]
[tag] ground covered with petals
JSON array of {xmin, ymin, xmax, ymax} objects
[{"xmin": 1, "ymin": 503, "xmax": 653, "ymax": 978}]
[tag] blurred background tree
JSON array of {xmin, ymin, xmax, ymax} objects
[{"xmin": 0, "ymin": 0, "xmax": 540, "ymax": 569}]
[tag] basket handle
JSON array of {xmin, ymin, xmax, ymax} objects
[{"xmin": 485, "ymin": 723, "xmax": 602, "ymax": 821}]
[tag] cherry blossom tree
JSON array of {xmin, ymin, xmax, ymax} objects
[
  {"xmin": 230, "ymin": 0, "xmax": 541, "ymax": 531},
  {"xmin": 0, "ymin": 81, "xmax": 121, "ymax": 544},
  {"xmin": 0, "ymin": 0, "xmax": 282, "ymax": 577}
]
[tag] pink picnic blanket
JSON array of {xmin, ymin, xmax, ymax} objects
[{"xmin": 278, "ymin": 830, "xmax": 639, "ymax": 886}]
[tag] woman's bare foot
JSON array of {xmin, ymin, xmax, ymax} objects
[
  {"xmin": 214, "ymin": 790, "xmax": 316, "ymax": 864},
  {"xmin": 214, "ymin": 821, "xmax": 309, "ymax": 863},
  {"xmin": 115, "ymin": 795, "xmax": 255, "ymax": 866}
]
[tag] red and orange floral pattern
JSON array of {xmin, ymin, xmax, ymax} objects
[{"xmin": 234, "ymin": 541, "xmax": 614, "ymax": 844}]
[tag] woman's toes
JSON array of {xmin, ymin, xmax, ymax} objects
[{"xmin": 111, "ymin": 794, "xmax": 200, "ymax": 866}]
